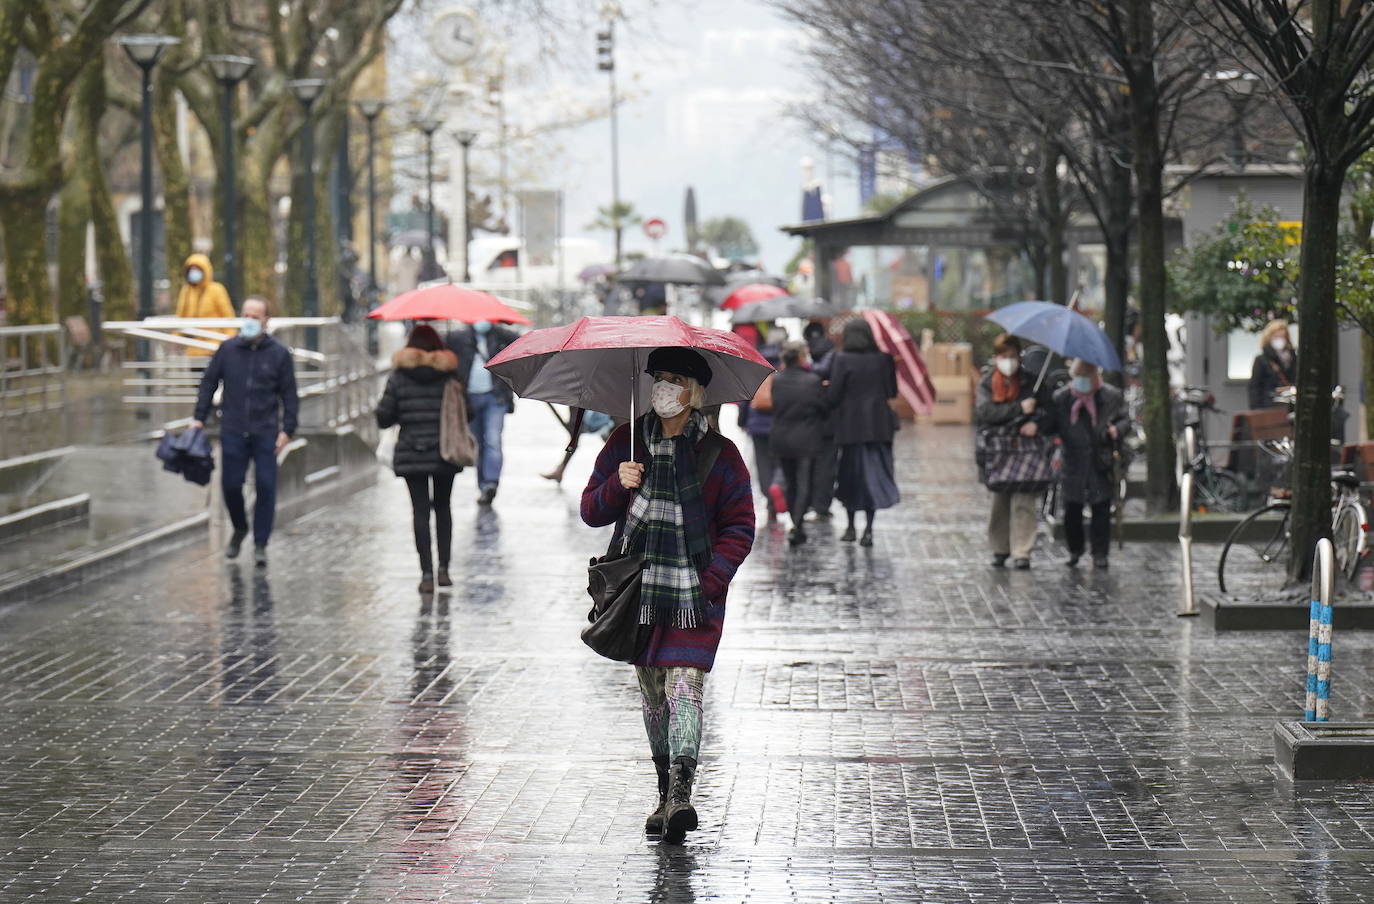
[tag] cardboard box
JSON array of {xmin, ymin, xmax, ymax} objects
[
  {"xmin": 925, "ymin": 342, "xmax": 974, "ymax": 377},
  {"xmin": 926, "ymin": 374, "xmax": 974, "ymax": 425}
]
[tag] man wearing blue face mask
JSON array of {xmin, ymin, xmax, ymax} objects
[
  {"xmin": 192, "ymin": 297, "xmax": 299, "ymax": 566},
  {"xmin": 446, "ymin": 318, "xmax": 517, "ymax": 505}
]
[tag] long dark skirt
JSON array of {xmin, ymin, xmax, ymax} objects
[{"xmin": 836, "ymin": 442, "xmax": 899, "ymax": 511}]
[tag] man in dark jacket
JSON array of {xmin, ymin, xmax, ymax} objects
[
  {"xmin": 192, "ymin": 297, "xmax": 299, "ymax": 566},
  {"xmin": 447, "ymin": 320, "xmax": 516, "ymax": 505}
]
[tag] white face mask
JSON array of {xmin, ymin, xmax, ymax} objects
[
  {"xmin": 1272, "ymin": 337, "xmax": 1288, "ymax": 353},
  {"xmin": 186, "ymin": 267, "xmax": 204, "ymax": 285},
  {"xmin": 651, "ymin": 379, "xmax": 687, "ymax": 419},
  {"xmin": 995, "ymin": 357, "xmax": 1019, "ymax": 377}
]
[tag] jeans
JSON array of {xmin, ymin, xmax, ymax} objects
[
  {"xmin": 221, "ymin": 431, "xmax": 278, "ymax": 546},
  {"xmin": 404, "ymin": 473, "xmax": 455, "ymax": 574},
  {"xmin": 1064, "ymin": 500, "xmax": 1112, "ymax": 558},
  {"xmin": 988, "ymin": 490, "xmax": 1038, "ymax": 560},
  {"xmin": 467, "ymin": 391, "xmax": 506, "ymax": 490},
  {"xmin": 778, "ymin": 456, "xmax": 813, "ymax": 528}
]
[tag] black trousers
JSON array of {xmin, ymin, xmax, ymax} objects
[
  {"xmin": 777, "ymin": 456, "xmax": 813, "ymax": 527},
  {"xmin": 404, "ymin": 473, "xmax": 455, "ymax": 574},
  {"xmin": 1063, "ymin": 499, "xmax": 1112, "ymax": 558},
  {"xmin": 808, "ymin": 439, "xmax": 838, "ymax": 515}
]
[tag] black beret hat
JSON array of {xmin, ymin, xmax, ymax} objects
[{"xmin": 644, "ymin": 346, "xmax": 713, "ymax": 387}]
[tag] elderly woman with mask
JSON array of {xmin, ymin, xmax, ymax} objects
[
  {"xmin": 975, "ymin": 334, "xmax": 1053, "ymax": 569},
  {"xmin": 1248, "ymin": 319, "xmax": 1296, "ymax": 410},
  {"xmin": 1051, "ymin": 359, "xmax": 1131, "ymax": 569},
  {"xmin": 581, "ymin": 347, "xmax": 756, "ymax": 845}
]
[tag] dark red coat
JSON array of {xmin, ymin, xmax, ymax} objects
[{"xmin": 581, "ymin": 422, "xmax": 756, "ymax": 671}]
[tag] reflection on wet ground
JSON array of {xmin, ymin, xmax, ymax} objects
[{"xmin": 3, "ymin": 406, "xmax": 1374, "ymax": 901}]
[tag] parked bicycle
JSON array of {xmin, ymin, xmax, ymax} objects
[
  {"xmin": 1175, "ymin": 387, "xmax": 1247, "ymax": 513},
  {"xmin": 1217, "ymin": 436, "xmax": 1369, "ymax": 595}
]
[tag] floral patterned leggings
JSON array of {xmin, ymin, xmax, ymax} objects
[{"xmin": 634, "ymin": 666, "xmax": 705, "ymax": 762}]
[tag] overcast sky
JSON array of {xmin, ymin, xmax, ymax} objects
[{"xmin": 393, "ymin": 0, "xmax": 861, "ymax": 272}]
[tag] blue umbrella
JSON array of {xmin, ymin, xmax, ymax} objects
[{"xmin": 984, "ymin": 301, "xmax": 1122, "ymax": 375}]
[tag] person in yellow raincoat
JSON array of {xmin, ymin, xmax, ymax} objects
[{"xmin": 175, "ymin": 253, "xmax": 236, "ymax": 355}]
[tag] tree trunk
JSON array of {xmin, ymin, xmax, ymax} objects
[
  {"xmin": 1038, "ymin": 140, "xmax": 1067, "ymax": 304},
  {"xmin": 1287, "ymin": 165, "xmax": 1344, "ymax": 580},
  {"xmin": 57, "ymin": 168, "xmax": 89, "ymax": 321},
  {"xmin": 1102, "ymin": 170, "xmax": 1133, "ymax": 348},
  {"xmin": 1, "ymin": 188, "xmax": 54, "ymax": 324},
  {"xmin": 1128, "ymin": 0, "xmax": 1175, "ymax": 514},
  {"xmin": 153, "ymin": 65, "xmax": 192, "ymax": 302},
  {"xmin": 79, "ymin": 61, "xmax": 133, "ymax": 322}
]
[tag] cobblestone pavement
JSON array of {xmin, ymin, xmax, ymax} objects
[{"xmin": 4, "ymin": 407, "xmax": 1374, "ymax": 903}]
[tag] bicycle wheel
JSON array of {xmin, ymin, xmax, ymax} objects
[
  {"xmin": 1218, "ymin": 502, "xmax": 1292, "ymax": 596},
  {"xmin": 1332, "ymin": 500, "xmax": 1367, "ymax": 583},
  {"xmin": 1196, "ymin": 469, "xmax": 1248, "ymax": 514}
]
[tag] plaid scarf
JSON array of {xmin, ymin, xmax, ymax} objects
[{"xmin": 624, "ymin": 411, "xmax": 711, "ymax": 628}]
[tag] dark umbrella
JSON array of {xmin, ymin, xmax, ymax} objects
[
  {"xmin": 620, "ymin": 256, "xmax": 725, "ymax": 286},
  {"xmin": 578, "ymin": 263, "xmax": 617, "ymax": 282}
]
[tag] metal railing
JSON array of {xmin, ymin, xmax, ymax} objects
[
  {"xmin": 0, "ymin": 325, "xmax": 67, "ymax": 460},
  {"xmin": 101, "ymin": 317, "xmax": 384, "ymax": 435}
]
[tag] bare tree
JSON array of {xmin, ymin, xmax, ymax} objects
[{"xmin": 1201, "ymin": 0, "xmax": 1374, "ymax": 578}]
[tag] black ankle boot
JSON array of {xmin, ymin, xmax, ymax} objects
[
  {"xmin": 662, "ymin": 756, "xmax": 698, "ymax": 844},
  {"xmin": 645, "ymin": 755, "xmax": 671, "ymax": 835}
]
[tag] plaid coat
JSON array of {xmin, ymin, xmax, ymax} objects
[{"xmin": 581, "ymin": 421, "xmax": 756, "ymax": 671}]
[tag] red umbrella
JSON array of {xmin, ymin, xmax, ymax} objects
[
  {"xmin": 486, "ymin": 316, "xmax": 773, "ymax": 449},
  {"xmin": 367, "ymin": 284, "xmax": 531, "ymax": 324},
  {"xmin": 719, "ymin": 282, "xmax": 787, "ymax": 310}
]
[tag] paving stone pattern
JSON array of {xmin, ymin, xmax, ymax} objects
[{"xmin": 3, "ymin": 409, "xmax": 1374, "ymax": 902}]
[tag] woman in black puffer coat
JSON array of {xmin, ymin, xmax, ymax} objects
[{"xmin": 376, "ymin": 324, "xmax": 460, "ymax": 592}]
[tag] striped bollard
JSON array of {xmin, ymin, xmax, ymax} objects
[{"xmin": 1304, "ymin": 538, "xmax": 1335, "ymax": 722}]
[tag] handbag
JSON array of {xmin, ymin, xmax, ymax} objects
[
  {"xmin": 581, "ymin": 431, "xmax": 725, "ymax": 662},
  {"xmin": 982, "ymin": 430, "xmax": 1053, "ymax": 493},
  {"xmin": 440, "ymin": 379, "xmax": 478, "ymax": 468}
]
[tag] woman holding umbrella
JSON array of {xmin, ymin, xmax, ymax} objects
[{"xmin": 580, "ymin": 346, "xmax": 756, "ymax": 845}]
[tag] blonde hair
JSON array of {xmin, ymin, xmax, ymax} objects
[
  {"xmin": 1259, "ymin": 319, "xmax": 1289, "ymax": 348},
  {"xmin": 687, "ymin": 378, "xmax": 706, "ymax": 410}
]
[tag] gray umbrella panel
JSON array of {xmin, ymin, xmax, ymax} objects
[
  {"xmin": 620, "ymin": 257, "xmax": 726, "ymax": 286},
  {"xmin": 730, "ymin": 296, "xmax": 833, "ymax": 324}
]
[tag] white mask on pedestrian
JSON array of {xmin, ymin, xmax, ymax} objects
[
  {"xmin": 1272, "ymin": 337, "xmax": 1288, "ymax": 353},
  {"xmin": 240, "ymin": 317, "xmax": 263, "ymax": 340},
  {"xmin": 186, "ymin": 267, "xmax": 204, "ymax": 285},
  {"xmin": 651, "ymin": 379, "xmax": 687, "ymax": 419},
  {"xmin": 995, "ymin": 357, "xmax": 1019, "ymax": 377}
]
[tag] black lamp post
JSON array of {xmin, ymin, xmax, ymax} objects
[
  {"xmin": 205, "ymin": 54, "xmax": 255, "ymax": 304},
  {"xmin": 455, "ymin": 129, "xmax": 477, "ymax": 283},
  {"xmin": 416, "ymin": 117, "xmax": 443, "ymax": 281},
  {"xmin": 1211, "ymin": 70, "xmax": 1258, "ymax": 168},
  {"xmin": 288, "ymin": 78, "xmax": 327, "ymax": 347},
  {"xmin": 355, "ymin": 100, "xmax": 385, "ymax": 306},
  {"xmin": 117, "ymin": 34, "xmax": 180, "ymax": 325}
]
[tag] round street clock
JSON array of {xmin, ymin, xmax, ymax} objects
[{"xmin": 431, "ymin": 8, "xmax": 482, "ymax": 66}]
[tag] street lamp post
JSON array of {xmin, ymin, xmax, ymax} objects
[
  {"xmin": 416, "ymin": 118, "xmax": 443, "ymax": 282},
  {"xmin": 455, "ymin": 130, "xmax": 478, "ymax": 283},
  {"xmin": 355, "ymin": 100, "xmax": 385, "ymax": 305},
  {"xmin": 596, "ymin": 5, "xmax": 621, "ymax": 264},
  {"xmin": 205, "ymin": 54, "xmax": 255, "ymax": 305},
  {"xmin": 1210, "ymin": 70, "xmax": 1258, "ymax": 168},
  {"xmin": 288, "ymin": 78, "xmax": 327, "ymax": 349},
  {"xmin": 117, "ymin": 35, "xmax": 180, "ymax": 326}
]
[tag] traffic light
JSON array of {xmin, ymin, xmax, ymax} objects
[{"xmin": 596, "ymin": 28, "xmax": 614, "ymax": 72}]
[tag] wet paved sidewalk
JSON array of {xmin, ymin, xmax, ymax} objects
[{"xmin": 4, "ymin": 406, "xmax": 1374, "ymax": 902}]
